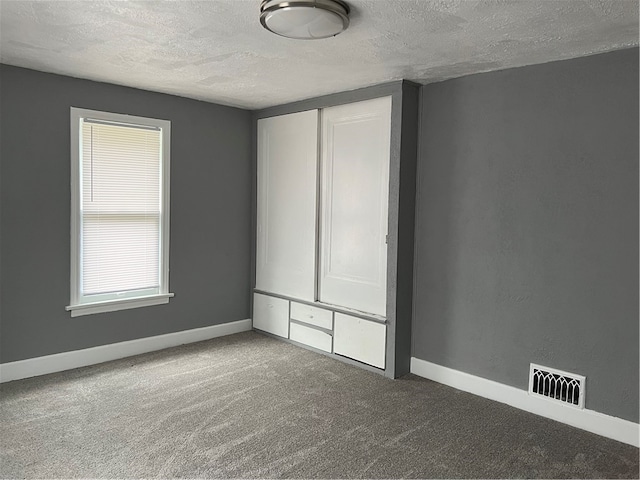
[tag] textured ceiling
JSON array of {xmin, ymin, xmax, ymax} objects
[{"xmin": 1, "ymin": 0, "xmax": 638, "ymax": 109}]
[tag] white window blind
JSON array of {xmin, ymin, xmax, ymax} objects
[
  {"xmin": 81, "ymin": 120, "xmax": 161, "ymax": 295},
  {"xmin": 68, "ymin": 108, "xmax": 172, "ymax": 317}
]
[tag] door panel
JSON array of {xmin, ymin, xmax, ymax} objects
[
  {"xmin": 256, "ymin": 110, "xmax": 318, "ymax": 300},
  {"xmin": 319, "ymin": 97, "xmax": 391, "ymax": 316}
]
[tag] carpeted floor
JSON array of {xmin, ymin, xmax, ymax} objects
[{"xmin": 1, "ymin": 331, "xmax": 638, "ymax": 479}]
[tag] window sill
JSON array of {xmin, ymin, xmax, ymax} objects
[{"xmin": 66, "ymin": 293, "xmax": 175, "ymax": 317}]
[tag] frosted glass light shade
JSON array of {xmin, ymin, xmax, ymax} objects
[{"xmin": 260, "ymin": 0, "xmax": 350, "ymax": 40}]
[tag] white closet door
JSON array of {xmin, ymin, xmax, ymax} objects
[
  {"xmin": 256, "ymin": 110, "xmax": 318, "ymax": 301},
  {"xmin": 319, "ymin": 97, "xmax": 391, "ymax": 316}
]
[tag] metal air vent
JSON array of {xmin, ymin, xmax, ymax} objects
[{"xmin": 529, "ymin": 363, "xmax": 585, "ymax": 409}]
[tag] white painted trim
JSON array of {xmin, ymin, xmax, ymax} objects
[
  {"xmin": 66, "ymin": 293, "xmax": 175, "ymax": 317},
  {"xmin": 0, "ymin": 319, "xmax": 251, "ymax": 383},
  {"xmin": 69, "ymin": 107, "xmax": 172, "ymax": 316},
  {"xmin": 410, "ymin": 357, "xmax": 639, "ymax": 448}
]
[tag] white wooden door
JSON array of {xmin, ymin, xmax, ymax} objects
[
  {"xmin": 319, "ymin": 97, "xmax": 391, "ymax": 316},
  {"xmin": 256, "ymin": 110, "xmax": 318, "ymax": 301}
]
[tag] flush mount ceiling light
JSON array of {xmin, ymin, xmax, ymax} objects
[{"xmin": 260, "ymin": 0, "xmax": 350, "ymax": 40}]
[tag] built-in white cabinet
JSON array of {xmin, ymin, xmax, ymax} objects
[
  {"xmin": 319, "ymin": 97, "xmax": 391, "ymax": 316},
  {"xmin": 290, "ymin": 322, "xmax": 332, "ymax": 353},
  {"xmin": 253, "ymin": 84, "xmax": 419, "ymax": 378},
  {"xmin": 253, "ymin": 293, "xmax": 289, "ymax": 338},
  {"xmin": 254, "ymin": 99, "xmax": 389, "ymax": 369},
  {"xmin": 253, "ymin": 291, "xmax": 386, "ymax": 368},
  {"xmin": 256, "ymin": 110, "xmax": 318, "ymax": 301},
  {"xmin": 334, "ymin": 313, "xmax": 386, "ymax": 369},
  {"xmin": 290, "ymin": 302, "xmax": 333, "ymax": 330}
]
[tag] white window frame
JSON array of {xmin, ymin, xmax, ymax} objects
[{"xmin": 66, "ymin": 107, "xmax": 173, "ymax": 317}]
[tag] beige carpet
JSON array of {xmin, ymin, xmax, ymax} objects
[{"xmin": 1, "ymin": 331, "xmax": 638, "ymax": 478}]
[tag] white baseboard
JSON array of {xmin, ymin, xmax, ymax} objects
[
  {"xmin": 0, "ymin": 319, "xmax": 252, "ymax": 383},
  {"xmin": 410, "ymin": 357, "xmax": 639, "ymax": 448}
]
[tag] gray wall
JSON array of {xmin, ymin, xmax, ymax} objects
[
  {"xmin": 0, "ymin": 65, "xmax": 252, "ymax": 363},
  {"xmin": 413, "ymin": 48, "xmax": 639, "ymax": 422},
  {"xmin": 394, "ymin": 81, "xmax": 420, "ymax": 376}
]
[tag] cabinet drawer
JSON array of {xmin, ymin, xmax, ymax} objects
[
  {"xmin": 253, "ymin": 293, "xmax": 289, "ymax": 338},
  {"xmin": 333, "ymin": 313, "xmax": 386, "ymax": 369},
  {"xmin": 290, "ymin": 322, "xmax": 332, "ymax": 353},
  {"xmin": 290, "ymin": 302, "xmax": 333, "ymax": 330}
]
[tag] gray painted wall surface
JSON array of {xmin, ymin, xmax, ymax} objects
[
  {"xmin": 413, "ymin": 48, "xmax": 639, "ymax": 422},
  {"xmin": 394, "ymin": 81, "xmax": 420, "ymax": 376},
  {"xmin": 0, "ymin": 65, "xmax": 252, "ymax": 363}
]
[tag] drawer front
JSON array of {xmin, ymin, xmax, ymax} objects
[
  {"xmin": 290, "ymin": 322, "xmax": 332, "ymax": 353},
  {"xmin": 333, "ymin": 313, "xmax": 386, "ymax": 369},
  {"xmin": 253, "ymin": 293, "xmax": 289, "ymax": 338},
  {"xmin": 290, "ymin": 302, "xmax": 333, "ymax": 330}
]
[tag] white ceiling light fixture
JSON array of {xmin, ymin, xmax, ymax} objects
[{"xmin": 260, "ymin": 0, "xmax": 350, "ymax": 40}]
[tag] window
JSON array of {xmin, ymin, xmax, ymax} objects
[{"xmin": 67, "ymin": 108, "xmax": 173, "ymax": 317}]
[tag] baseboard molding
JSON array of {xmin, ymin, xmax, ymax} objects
[
  {"xmin": 0, "ymin": 319, "xmax": 252, "ymax": 383},
  {"xmin": 410, "ymin": 357, "xmax": 639, "ymax": 448}
]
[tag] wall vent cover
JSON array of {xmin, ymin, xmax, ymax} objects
[{"xmin": 529, "ymin": 363, "xmax": 585, "ymax": 409}]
